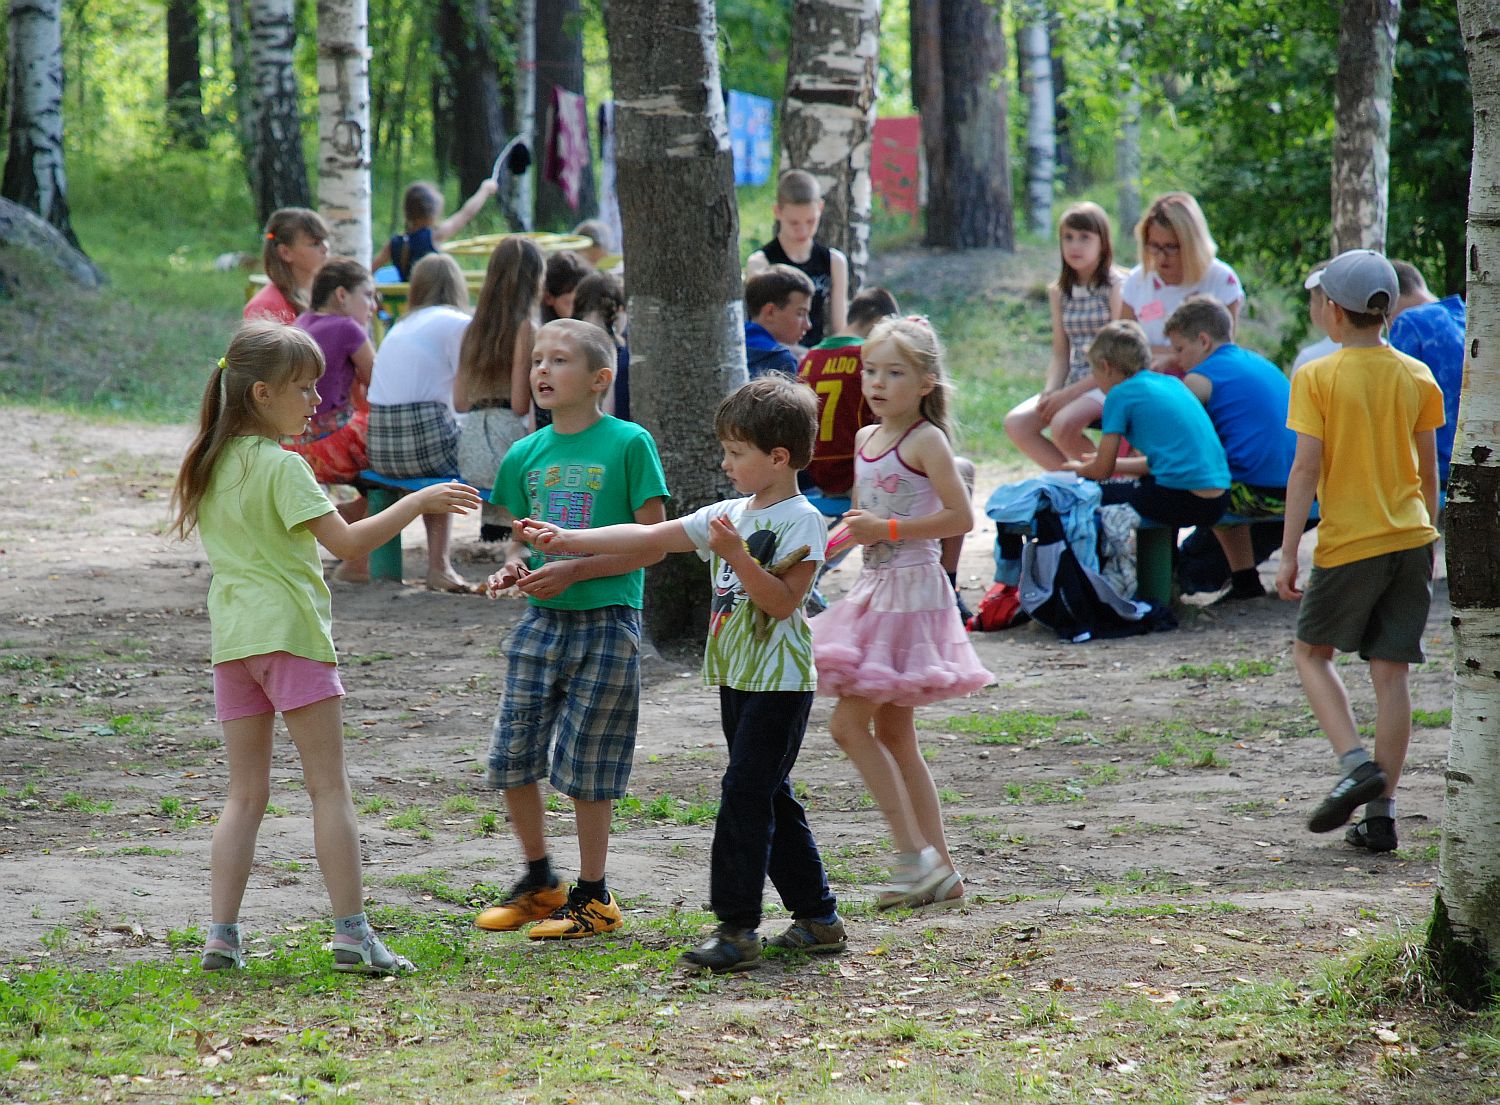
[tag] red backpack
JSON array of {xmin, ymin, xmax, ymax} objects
[{"xmin": 967, "ymin": 582, "xmax": 1029, "ymax": 632}]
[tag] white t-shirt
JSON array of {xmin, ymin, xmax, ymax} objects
[
  {"xmin": 680, "ymin": 494, "xmax": 827, "ymax": 693},
  {"xmin": 367, "ymin": 305, "xmax": 471, "ymax": 408},
  {"xmin": 1292, "ymin": 334, "xmax": 1340, "ymax": 374},
  {"xmin": 1122, "ymin": 259, "xmax": 1245, "ymax": 347}
]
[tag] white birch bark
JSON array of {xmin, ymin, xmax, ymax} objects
[
  {"xmin": 247, "ymin": 0, "xmax": 311, "ymax": 223},
  {"xmin": 1115, "ymin": 71, "xmax": 1141, "ymax": 243},
  {"xmin": 227, "ymin": 0, "xmax": 257, "ymax": 193},
  {"xmin": 514, "ymin": 0, "xmax": 536, "ymax": 230},
  {"xmin": 1020, "ymin": 11, "xmax": 1055, "ymax": 234},
  {"xmin": 1439, "ymin": 0, "xmax": 1500, "ymax": 988},
  {"xmin": 317, "ymin": 0, "xmax": 371, "ymax": 266},
  {"xmin": 1330, "ymin": 0, "xmax": 1401, "ymax": 254},
  {"xmin": 2, "ymin": 0, "xmax": 77, "ymax": 246},
  {"xmin": 780, "ymin": 0, "xmax": 880, "ymax": 288}
]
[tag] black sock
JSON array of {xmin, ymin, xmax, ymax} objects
[
  {"xmin": 576, "ymin": 876, "xmax": 607, "ymax": 901},
  {"xmin": 480, "ymin": 523, "xmax": 513, "ymax": 543},
  {"xmin": 946, "ymin": 570, "xmax": 958, "ymax": 588},
  {"xmin": 526, "ymin": 856, "xmax": 556, "ymax": 889},
  {"xmin": 1230, "ymin": 569, "xmax": 1263, "ymax": 594}
]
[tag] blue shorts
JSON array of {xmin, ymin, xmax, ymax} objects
[{"xmin": 486, "ymin": 605, "xmax": 641, "ymax": 801}]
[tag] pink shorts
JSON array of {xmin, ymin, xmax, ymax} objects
[{"xmin": 213, "ymin": 652, "xmax": 344, "ymax": 722}]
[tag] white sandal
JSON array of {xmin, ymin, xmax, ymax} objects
[
  {"xmin": 200, "ymin": 941, "xmax": 244, "ymax": 971},
  {"xmin": 876, "ymin": 848, "xmax": 949, "ymax": 912},
  {"xmin": 329, "ymin": 932, "xmax": 416, "ymax": 977}
]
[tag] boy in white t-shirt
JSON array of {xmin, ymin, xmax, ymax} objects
[{"xmin": 514, "ymin": 374, "xmax": 843, "ymax": 973}]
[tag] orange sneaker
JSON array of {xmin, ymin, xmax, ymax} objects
[
  {"xmin": 527, "ymin": 885, "xmax": 623, "ymax": 940},
  {"xmin": 474, "ymin": 881, "xmax": 566, "ymax": 932}
]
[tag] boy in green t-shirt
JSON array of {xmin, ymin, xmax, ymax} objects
[
  {"xmin": 475, "ymin": 319, "xmax": 669, "ymax": 940},
  {"xmin": 516, "ymin": 374, "xmax": 844, "ymax": 973}
]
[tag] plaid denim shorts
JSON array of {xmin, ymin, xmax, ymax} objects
[{"xmin": 486, "ymin": 605, "xmax": 642, "ymax": 801}]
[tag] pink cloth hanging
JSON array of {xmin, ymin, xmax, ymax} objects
[{"xmin": 544, "ymin": 86, "xmax": 590, "ymax": 211}]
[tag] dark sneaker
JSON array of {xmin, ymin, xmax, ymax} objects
[
  {"xmin": 765, "ymin": 916, "xmax": 847, "ymax": 955},
  {"xmin": 680, "ymin": 924, "xmax": 761, "ymax": 973},
  {"xmin": 527, "ymin": 885, "xmax": 622, "ymax": 940},
  {"xmin": 954, "ymin": 588, "xmax": 975, "ymax": 626},
  {"xmin": 1215, "ymin": 579, "xmax": 1267, "ymax": 603},
  {"xmin": 1345, "ymin": 816, "xmax": 1398, "ymax": 853},
  {"xmin": 1308, "ymin": 762, "xmax": 1387, "ymax": 833}
]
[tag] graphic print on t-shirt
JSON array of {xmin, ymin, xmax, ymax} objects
[{"xmin": 709, "ymin": 528, "xmax": 778, "ymax": 639}]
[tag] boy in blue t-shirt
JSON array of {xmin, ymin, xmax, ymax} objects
[
  {"xmin": 476, "ymin": 319, "xmax": 670, "ymax": 941},
  {"xmin": 1067, "ymin": 320, "xmax": 1231, "ymax": 529},
  {"xmin": 514, "ymin": 374, "xmax": 843, "ymax": 973},
  {"xmin": 744, "ymin": 267, "xmax": 813, "ymax": 378},
  {"xmin": 1166, "ymin": 296, "xmax": 1298, "ymax": 600}
]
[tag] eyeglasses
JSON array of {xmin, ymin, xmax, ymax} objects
[{"xmin": 1146, "ymin": 242, "xmax": 1181, "ymax": 256}]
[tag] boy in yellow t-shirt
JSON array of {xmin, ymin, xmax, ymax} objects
[{"xmin": 1276, "ymin": 249, "xmax": 1445, "ymax": 855}]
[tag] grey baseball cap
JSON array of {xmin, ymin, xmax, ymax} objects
[{"xmin": 1302, "ymin": 249, "xmax": 1398, "ymax": 314}]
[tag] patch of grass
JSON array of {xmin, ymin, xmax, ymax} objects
[
  {"xmin": 1107, "ymin": 820, "xmax": 1184, "ymax": 837},
  {"xmin": 441, "ymin": 795, "xmax": 478, "ymax": 814},
  {"xmin": 930, "ymin": 709, "xmax": 1063, "ymax": 745},
  {"xmin": 612, "ymin": 791, "xmax": 720, "ymax": 828},
  {"xmin": 1412, "ymin": 707, "xmax": 1452, "ymax": 729},
  {"xmin": 1154, "ymin": 658, "xmax": 1277, "ymax": 680},
  {"xmin": 387, "ymin": 807, "xmax": 429, "ymax": 831},
  {"xmin": 58, "ymin": 792, "xmax": 113, "ymax": 814},
  {"xmin": 475, "ymin": 811, "xmax": 500, "ymax": 836},
  {"xmin": 1003, "ymin": 779, "xmax": 1085, "ymax": 804},
  {"xmin": 108, "ymin": 845, "xmax": 181, "ymax": 857},
  {"xmin": 359, "ymin": 795, "xmax": 394, "ymax": 815}
]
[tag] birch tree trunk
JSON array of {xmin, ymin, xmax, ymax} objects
[
  {"xmin": 1331, "ymin": 0, "xmax": 1401, "ymax": 253},
  {"xmin": 2, "ymin": 0, "xmax": 80, "ymax": 249},
  {"xmin": 1431, "ymin": 0, "xmax": 1500, "ymax": 1010},
  {"xmin": 781, "ymin": 0, "xmax": 880, "ymax": 290},
  {"xmin": 1020, "ymin": 9, "xmax": 1054, "ymax": 234},
  {"xmin": 166, "ymin": 0, "xmax": 206, "ymax": 148},
  {"xmin": 316, "ymin": 0, "xmax": 371, "ymax": 266},
  {"xmin": 536, "ymin": 0, "xmax": 596, "ymax": 227},
  {"xmin": 512, "ymin": 0, "xmax": 536, "ymax": 231},
  {"xmin": 248, "ymin": 0, "xmax": 311, "ymax": 225},
  {"xmin": 604, "ymin": 0, "xmax": 743, "ymax": 644},
  {"xmin": 1115, "ymin": 70, "xmax": 1142, "ymax": 243}
]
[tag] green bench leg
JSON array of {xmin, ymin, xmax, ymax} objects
[
  {"xmin": 366, "ymin": 487, "xmax": 405, "ymax": 581},
  {"xmin": 1136, "ymin": 526, "xmax": 1176, "ymax": 605}
]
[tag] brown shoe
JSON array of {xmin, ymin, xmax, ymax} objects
[{"xmin": 474, "ymin": 881, "xmax": 566, "ymax": 931}]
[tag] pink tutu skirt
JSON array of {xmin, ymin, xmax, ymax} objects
[{"xmin": 811, "ymin": 561, "xmax": 993, "ymax": 707}]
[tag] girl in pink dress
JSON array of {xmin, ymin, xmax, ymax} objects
[{"xmin": 811, "ymin": 318, "xmax": 993, "ymax": 911}]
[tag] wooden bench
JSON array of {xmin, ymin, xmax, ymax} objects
[{"xmin": 356, "ymin": 470, "xmax": 489, "ymax": 582}]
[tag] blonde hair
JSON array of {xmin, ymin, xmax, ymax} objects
[
  {"xmin": 407, "ymin": 252, "xmax": 470, "ymax": 311},
  {"xmin": 862, "ymin": 317, "xmax": 953, "ymax": 440},
  {"xmin": 1087, "ymin": 320, "xmax": 1151, "ymax": 375},
  {"xmin": 171, "ymin": 322, "xmax": 325, "ymax": 539},
  {"xmin": 1136, "ymin": 192, "xmax": 1217, "ymax": 287},
  {"xmin": 776, "ymin": 170, "xmax": 820, "ymax": 206},
  {"xmin": 539, "ymin": 318, "xmax": 616, "ymax": 375},
  {"xmin": 460, "ymin": 236, "xmax": 545, "ymax": 403},
  {"xmin": 261, "ymin": 207, "xmax": 330, "ymax": 314}
]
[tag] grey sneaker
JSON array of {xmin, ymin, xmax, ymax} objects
[{"xmin": 765, "ymin": 916, "xmax": 847, "ymax": 954}]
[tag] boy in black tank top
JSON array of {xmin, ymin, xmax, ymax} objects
[{"xmin": 747, "ymin": 170, "xmax": 848, "ymax": 349}]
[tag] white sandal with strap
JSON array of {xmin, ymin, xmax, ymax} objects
[
  {"xmin": 329, "ymin": 932, "xmax": 416, "ymax": 977},
  {"xmin": 200, "ymin": 940, "xmax": 244, "ymax": 971}
]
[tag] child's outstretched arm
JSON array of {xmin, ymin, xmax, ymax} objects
[
  {"xmin": 708, "ymin": 516, "xmax": 817, "ymax": 621},
  {"xmin": 828, "ymin": 249, "xmax": 849, "ymax": 335},
  {"xmin": 306, "ymin": 482, "xmax": 480, "ymax": 560},
  {"xmin": 434, "ymin": 179, "xmax": 499, "ymax": 245},
  {"xmin": 504, "ymin": 498, "xmax": 672, "ymax": 602},
  {"xmin": 1275, "ymin": 432, "xmax": 1322, "ymax": 601},
  {"xmin": 515, "ymin": 511, "xmax": 694, "ymax": 559}
]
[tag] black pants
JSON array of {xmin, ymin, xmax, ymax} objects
[
  {"xmin": 711, "ymin": 687, "xmax": 837, "ymax": 930},
  {"xmin": 1100, "ymin": 475, "xmax": 1229, "ymax": 528}
]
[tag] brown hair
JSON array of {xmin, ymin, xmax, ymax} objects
[
  {"xmin": 714, "ymin": 374, "xmax": 819, "ymax": 470},
  {"xmin": 863, "ymin": 317, "xmax": 954, "ymax": 440},
  {"xmin": 1087, "ymin": 320, "xmax": 1151, "ymax": 375},
  {"xmin": 571, "ymin": 219, "xmax": 615, "ymax": 252},
  {"xmin": 746, "ymin": 265, "xmax": 814, "ymax": 317},
  {"xmin": 541, "ymin": 250, "xmax": 591, "ymax": 322},
  {"xmin": 540, "ymin": 318, "xmax": 617, "ymax": 375},
  {"xmin": 1333, "ymin": 301, "xmax": 1389, "ymax": 331},
  {"xmin": 403, "ymin": 182, "xmax": 443, "ymax": 229},
  {"xmin": 1056, "ymin": 201, "xmax": 1115, "ymax": 296},
  {"xmin": 407, "ymin": 253, "xmax": 470, "ymax": 311},
  {"xmin": 459, "ymin": 236, "xmax": 545, "ymax": 404},
  {"xmin": 1135, "ymin": 192, "xmax": 1217, "ymax": 287},
  {"xmin": 172, "ymin": 322, "xmax": 325, "ymax": 539},
  {"xmin": 776, "ymin": 170, "xmax": 820, "ymax": 206},
  {"xmin": 573, "ymin": 272, "xmax": 626, "ymax": 341},
  {"xmin": 1164, "ymin": 295, "xmax": 1234, "ymax": 345},
  {"xmin": 847, "ymin": 286, "xmax": 900, "ymax": 329},
  {"xmin": 1391, "ymin": 260, "xmax": 1428, "ymax": 298},
  {"xmin": 310, "ymin": 258, "xmax": 372, "ymax": 312},
  {"xmin": 261, "ymin": 207, "xmax": 330, "ymax": 314}
]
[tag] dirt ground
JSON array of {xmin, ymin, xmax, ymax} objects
[{"xmin": 0, "ymin": 408, "xmax": 1453, "ymax": 990}]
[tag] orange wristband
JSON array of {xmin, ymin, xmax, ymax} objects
[{"xmin": 888, "ymin": 518, "xmax": 900, "ymax": 541}]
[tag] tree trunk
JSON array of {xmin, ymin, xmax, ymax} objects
[
  {"xmin": 434, "ymin": 0, "xmax": 505, "ymax": 201},
  {"xmin": 780, "ymin": 0, "xmax": 879, "ymax": 290},
  {"xmin": 910, "ymin": 0, "xmax": 944, "ymax": 219},
  {"xmin": 316, "ymin": 0, "xmax": 371, "ymax": 266},
  {"xmin": 247, "ymin": 0, "xmax": 311, "ymax": 225},
  {"xmin": 1331, "ymin": 0, "xmax": 1401, "ymax": 253},
  {"xmin": 510, "ymin": 0, "xmax": 536, "ymax": 231},
  {"xmin": 1432, "ymin": 0, "xmax": 1500, "ymax": 1011},
  {"xmin": 1115, "ymin": 71, "xmax": 1142, "ymax": 246},
  {"xmin": 1049, "ymin": 9, "xmax": 1073, "ymax": 190},
  {"xmin": 227, "ymin": 0, "xmax": 257, "ymax": 186},
  {"xmin": 1019, "ymin": 9, "xmax": 1054, "ymax": 234},
  {"xmin": 3, "ymin": 0, "xmax": 79, "ymax": 249},
  {"xmin": 923, "ymin": 0, "xmax": 1014, "ymax": 249},
  {"xmin": 604, "ymin": 0, "xmax": 744, "ymax": 645},
  {"xmin": 536, "ymin": 0, "xmax": 596, "ymax": 227},
  {"xmin": 166, "ymin": 0, "xmax": 206, "ymax": 148}
]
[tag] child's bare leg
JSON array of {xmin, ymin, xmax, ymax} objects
[
  {"xmin": 423, "ymin": 513, "xmax": 469, "ymax": 590},
  {"xmin": 1292, "ymin": 641, "xmax": 1361, "ymax": 755},
  {"xmin": 873, "ymin": 704, "xmax": 960, "ymax": 889},
  {"xmin": 1049, "ymin": 394, "xmax": 1102, "ymax": 463},
  {"xmin": 333, "ymin": 496, "xmax": 370, "ymax": 581},
  {"xmin": 1003, "ymin": 395, "xmax": 1068, "ymax": 471},
  {"xmin": 211, "ymin": 713, "xmax": 275, "ymax": 923},
  {"xmin": 1368, "ymin": 659, "xmax": 1412, "ymax": 795},
  {"xmin": 503, "ymin": 782, "xmax": 548, "ymax": 862},
  {"xmin": 574, "ymin": 798, "xmax": 612, "ymax": 882},
  {"xmin": 1213, "ymin": 525, "xmax": 1256, "ymax": 572},
  {"xmin": 830, "ymin": 696, "xmax": 923, "ymax": 854},
  {"xmin": 283, "ymin": 695, "xmax": 363, "ymax": 917}
]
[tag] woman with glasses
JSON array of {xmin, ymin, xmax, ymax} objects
[{"xmin": 1120, "ymin": 193, "xmax": 1245, "ymax": 375}]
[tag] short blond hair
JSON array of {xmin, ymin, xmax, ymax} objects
[
  {"xmin": 1088, "ymin": 320, "xmax": 1151, "ymax": 375},
  {"xmin": 1137, "ymin": 192, "xmax": 1217, "ymax": 287},
  {"xmin": 539, "ymin": 318, "xmax": 617, "ymax": 374}
]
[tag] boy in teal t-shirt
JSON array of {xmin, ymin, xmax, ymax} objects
[
  {"xmin": 514, "ymin": 374, "xmax": 844, "ymax": 973},
  {"xmin": 475, "ymin": 319, "xmax": 669, "ymax": 942}
]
